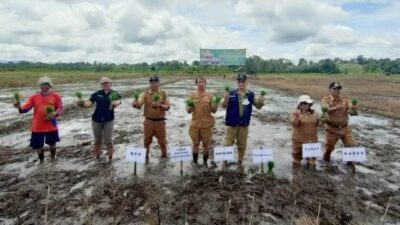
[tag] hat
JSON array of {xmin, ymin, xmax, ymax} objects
[
  {"xmin": 100, "ymin": 77, "xmax": 111, "ymax": 84},
  {"xmin": 297, "ymin": 95, "xmax": 314, "ymax": 105},
  {"xmin": 236, "ymin": 73, "xmax": 247, "ymax": 81},
  {"xmin": 37, "ymin": 77, "xmax": 53, "ymax": 87},
  {"xmin": 149, "ymin": 76, "xmax": 160, "ymax": 82},
  {"xmin": 329, "ymin": 82, "xmax": 342, "ymax": 89}
]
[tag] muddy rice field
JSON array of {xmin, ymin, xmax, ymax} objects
[{"xmin": 0, "ymin": 78, "xmax": 399, "ymax": 225}]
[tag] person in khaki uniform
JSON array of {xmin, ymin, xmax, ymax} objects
[
  {"xmin": 186, "ymin": 76, "xmax": 218, "ymax": 164},
  {"xmin": 132, "ymin": 76, "xmax": 170, "ymax": 160},
  {"xmin": 290, "ymin": 95, "xmax": 321, "ymax": 166},
  {"xmin": 321, "ymin": 82, "xmax": 358, "ymax": 162},
  {"xmin": 222, "ymin": 74, "xmax": 264, "ymax": 164}
]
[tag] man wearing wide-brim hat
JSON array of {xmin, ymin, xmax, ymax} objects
[
  {"xmin": 321, "ymin": 82, "xmax": 358, "ymax": 162},
  {"xmin": 14, "ymin": 76, "xmax": 64, "ymax": 163}
]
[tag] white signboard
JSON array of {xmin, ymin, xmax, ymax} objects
[
  {"xmin": 170, "ymin": 146, "xmax": 192, "ymax": 162},
  {"xmin": 125, "ymin": 146, "xmax": 146, "ymax": 164},
  {"xmin": 252, "ymin": 147, "xmax": 274, "ymax": 164},
  {"xmin": 302, "ymin": 143, "xmax": 322, "ymax": 158},
  {"xmin": 214, "ymin": 146, "xmax": 235, "ymax": 162},
  {"xmin": 341, "ymin": 147, "xmax": 367, "ymax": 162}
]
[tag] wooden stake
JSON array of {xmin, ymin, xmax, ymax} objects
[
  {"xmin": 180, "ymin": 161, "xmax": 183, "ymax": 176},
  {"xmin": 261, "ymin": 163, "xmax": 264, "ymax": 174},
  {"xmin": 226, "ymin": 198, "xmax": 231, "ymax": 225},
  {"xmin": 316, "ymin": 203, "xmax": 321, "ymax": 225},
  {"xmin": 381, "ymin": 197, "xmax": 392, "ymax": 225},
  {"xmin": 44, "ymin": 185, "xmax": 50, "ymax": 225},
  {"xmin": 362, "ymin": 202, "xmax": 371, "ymax": 225},
  {"xmin": 249, "ymin": 193, "xmax": 256, "ymax": 225},
  {"xmin": 290, "ymin": 200, "xmax": 297, "ymax": 225},
  {"xmin": 134, "ymin": 162, "xmax": 137, "ymax": 176},
  {"xmin": 112, "ymin": 189, "xmax": 116, "ymax": 225}
]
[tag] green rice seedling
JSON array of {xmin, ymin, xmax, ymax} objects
[
  {"xmin": 260, "ymin": 90, "xmax": 267, "ymax": 96},
  {"xmin": 224, "ymin": 85, "xmax": 231, "ymax": 92},
  {"xmin": 152, "ymin": 93, "xmax": 161, "ymax": 102},
  {"xmin": 212, "ymin": 95, "xmax": 222, "ymax": 105},
  {"xmin": 186, "ymin": 98, "xmax": 194, "ymax": 107}
]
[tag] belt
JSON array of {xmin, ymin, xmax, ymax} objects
[
  {"xmin": 146, "ymin": 117, "xmax": 166, "ymax": 121},
  {"xmin": 328, "ymin": 123, "xmax": 348, "ymax": 129}
]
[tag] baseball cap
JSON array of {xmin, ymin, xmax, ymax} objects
[
  {"xmin": 329, "ymin": 82, "xmax": 342, "ymax": 89},
  {"xmin": 236, "ymin": 73, "xmax": 247, "ymax": 81},
  {"xmin": 100, "ymin": 77, "xmax": 111, "ymax": 84},
  {"xmin": 149, "ymin": 76, "xmax": 160, "ymax": 82}
]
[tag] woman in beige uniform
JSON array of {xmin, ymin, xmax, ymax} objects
[{"xmin": 290, "ymin": 95, "xmax": 321, "ymax": 166}]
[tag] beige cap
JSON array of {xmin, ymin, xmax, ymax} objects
[
  {"xmin": 37, "ymin": 76, "xmax": 53, "ymax": 87},
  {"xmin": 100, "ymin": 77, "xmax": 111, "ymax": 84},
  {"xmin": 297, "ymin": 95, "xmax": 314, "ymax": 105}
]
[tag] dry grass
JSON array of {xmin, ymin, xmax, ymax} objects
[{"xmin": 251, "ymin": 74, "xmax": 400, "ymax": 119}]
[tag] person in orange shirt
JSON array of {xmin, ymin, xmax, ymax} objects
[
  {"xmin": 321, "ymin": 82, "xmax": 358, "ymax": 162},
  {"xmin": 132, "ymin": 76, "xmax": 170, "ymax": 160},
  {"xmin": 186, "ymin": 76, "xmax": 218, "ymax": 165},
  {"xmin": 14, "ymin": 77, "xmax": 63, "ymax": 163},
  {"xmin": 290, "ymin": 95, "xmax": 321, "ymax": 166}
]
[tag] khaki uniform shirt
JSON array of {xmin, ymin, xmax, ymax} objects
[
  {"xmin": 139, "ymin": 89, "xmax": 169, "ymax": 119},
  {"xmin": 189, "ymin": 91, "xmax": 215, "ymax": 128},
  {"xmin": 321, "ymin": 95, "xmax": 351, "ymax": 128},
  {"xmin": 290, "ymin": 111, "xmax": 319, "ymax": 142}
]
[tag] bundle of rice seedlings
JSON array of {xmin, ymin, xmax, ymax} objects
[
  {"xmin": 186, "ymin": 98, "xmax": 194, "ymax": 107},
  {"xmin": 75, "ymin": 92, "xmax": 82, "ymax": 100},
  {"xmin": 212, "ymin": 95, "xmax": 222, "ymax": 106},
  {"xmin": 224, "ymin": 85, "xmax": 231, "ymax": 92},
  {"xmin": 260, "ymin": 90, "xmax": 267, "ymax": 96},
  {"xmin": 350, "ymin": 99, "xmax": 359, "ymax": 116},
  {"xmin": 108, "ymin": 91, "xmax": 119, "ymax": 110},
  {"xmin": 45, "ymin": 106, "xmax": 55, "ymax": 120},
  {"xmin": 152, "ymin": 93, "xmax": 161, "ymax": 102},
  {"xmin": 13, "ymin": 91, "xmax": 21, "ymax": 103},
  {"xmin": 321, "ymin": 107, "xmax": 328, "ymax": 114},
  {"xmin": 132, "ymin": 91, "xmax": 140, "ymax": 101}
]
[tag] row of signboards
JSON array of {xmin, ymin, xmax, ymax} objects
[{"xmin": 126, "ymin": 143, "xmax": 367, "ymax": 164}]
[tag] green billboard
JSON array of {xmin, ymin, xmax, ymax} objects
[{"xmin": 200, "ymin": 49, "xmax": 246, "ymax": 65}]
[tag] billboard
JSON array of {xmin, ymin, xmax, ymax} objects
[{"xmin": 200, "ymin": 49, "xmax": 246, "ymax": 65}]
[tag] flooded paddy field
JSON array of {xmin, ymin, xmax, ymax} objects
[{"xmin": 0, "ymin": 78, "xmax": 399, "ymax": 225}]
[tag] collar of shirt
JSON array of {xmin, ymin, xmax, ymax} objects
[{"xmin": 40, "ymin": 91, "xmax": 52, "ymax": 96}]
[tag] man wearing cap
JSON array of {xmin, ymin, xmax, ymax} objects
[
  {"xmin": 221, "ymin": 73, "xmax": 265, "ymax": 165},
  {"xmin": 78, "ymin": 77, "xmax": 121, "ymax": 161},
  {"xmin": 321, "ymin": 82, "xmax": 358, "ymax": 162},
  {"xmin": 186, "ymin": 76, "xmax": 218, "ymax": 165},
  {"xmin": 14, "ymin": 77, "xmax": 63, "ymax": 163},
  {"xmin": 132, "ymin": 76, "xmax": 170, "ymax": 160},
  {"xmin": 290, "ymin": 95, "xmax": 321, "ymax": 166}
]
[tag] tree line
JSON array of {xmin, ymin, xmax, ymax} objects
[{"xmin": 1, "ymin": 55, "xmax": 399, "ymax": 75}]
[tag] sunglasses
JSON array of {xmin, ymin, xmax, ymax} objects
[{"xmin": 237, "ymin": 80, "xmax": 246, "ymax": 83}]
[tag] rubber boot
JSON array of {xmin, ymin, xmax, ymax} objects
[
  {"xmin": 160, "ymin": 145, "xmax": 167, "ymax": 158},
  {"xmin": 203, "ymin": 154, "xmax": 208, "ymax": 165},
  {"xmin": 323, "ymin": 150, "xmax": 332, "ymax": 162},
  {"xmin": 50, "ymin": 148, "xmax": 56, "ymax": 160},
  {"xmin": 193, "ymin": 153, "xmax": 199, "ymax": 164},
  {"xmin": 107, "ymin": 148, "xmax": 113, "ymax": 161},
  {"xmin": 37, "ymin": 150, "xmax": 44, "ymax": 164}
]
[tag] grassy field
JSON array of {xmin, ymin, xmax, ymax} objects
[{"xmin": 2, "ymin": 70, "xmax": 399, "ymax": 118}]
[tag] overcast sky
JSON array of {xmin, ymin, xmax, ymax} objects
[{"xmin": 1, "ymin": 0, "xmax": 399, "ymax": 63}]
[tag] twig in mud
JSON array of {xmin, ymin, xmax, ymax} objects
[
  {"xmin": 261, "ymin": 162, "xmax": 264, "ymax": 174},
  {"xmin": 82, "ymin": 192, "xmax": 92, "ymax": 225},
  {"xmin": 112, "ymin": 188, "xmax": 116, "ymax": 225},
  {"xmin": 157, "ymin": 201, "xmax": 162, "ymax": 225},
  {"xmin": 44, "ymin": 185, "xmax": 50, "ymax": 225},
  {"xmin": 248, "ymin": 193, "xmax": 256, "ymax": 225},
  {"xmin": 381, "ymin": 196, "xmax": 392, "ymax": 225},
  {"xmin": 11, "ymin": 194, "xmax": 22, "ymax": 225},
  {"xmin": 362, "ymin": 202, "xmax": 371, "ymax": 225},
  {"xmin": 290, "ymin": 200, "xmax": 297, "ymax": 225},
  {"xmin": 134, "ymin": 162, "xmax": 137, "ymax": 176},
  {"xmin": 316, "ymin": 203, "xmax": 321, "ymax": 225},
  {"xmin": 225, "ymin": 198, "xmax": 231, "ymax": 225}
]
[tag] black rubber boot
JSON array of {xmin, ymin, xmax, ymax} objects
[
  {"xmin": 38, "ymin": 152, "xmax": 44, "ymax": 164},
  {"xmin": 203, "ymin": 155, "xmax": 208, "ymax": 164},
  {"xmin": 50, "ymin": 148, "xmax": 56, "ymax": 160},
  {"xmin": 193, "ymin": 153, "xmax": 199, "ymax": 164}
]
